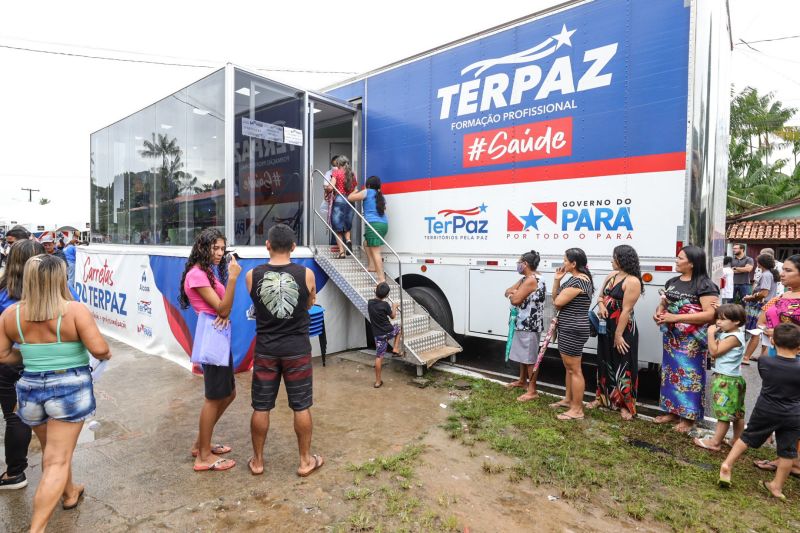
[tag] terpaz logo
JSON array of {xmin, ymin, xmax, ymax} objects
[
  {"xmin": 137, "ymin": 300, "xmax": 152, "ymax": 316},
  {"xmin": 425, "ymin": 204, "xmax": 489, "ymax": 241}
]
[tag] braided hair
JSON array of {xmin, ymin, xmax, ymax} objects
[{"xmin": 178, "ymin": 228, "xmax": 228, "ymax": 309}]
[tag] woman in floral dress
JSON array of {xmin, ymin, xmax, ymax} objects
[
  {"xmin": 653, "ymin": 245, "xmax": 719, "ymax": 433},
  {"xmin": 590, "ymin": 245, "xmax": 643, "ymax": 420}
]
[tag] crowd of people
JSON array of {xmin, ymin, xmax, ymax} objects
[
  {"xmin": 503, "ymin": 242, "xmax": 800, "ymax": 500},
  {"xmin": 1, "ymin": 216, "xmax": 799, "ymax": 533}
]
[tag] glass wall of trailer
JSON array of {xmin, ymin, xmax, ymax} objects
[
  {"xmin": 90, "ymin": 69, "xmax": 225, "ymax": 245},
  {"xmin": 90, "ymin": 67, "xmax": 313, "ymax": 247}
]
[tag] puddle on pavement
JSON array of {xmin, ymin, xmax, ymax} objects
[{"xmin": 77, "ymin": 419, "xmax": 128, "ymax": 443}]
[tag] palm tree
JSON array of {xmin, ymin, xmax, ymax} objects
[
  {"xmin": 140, "ymin": 133, "xmax": 184, "ymax": 241},
  {"xmin": 728, "ymin": 87, "xmax": 799, "ymax": 214}
]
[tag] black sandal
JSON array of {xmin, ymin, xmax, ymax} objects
[{"xmin": 345, "ymin": 241, "xmax": 353, "ymax": 255}]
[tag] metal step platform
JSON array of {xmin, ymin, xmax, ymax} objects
[{"xmin": 314, "ymin": 248, "xmax": 462, "ymax": 374}]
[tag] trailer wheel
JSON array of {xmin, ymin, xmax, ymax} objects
[{"xmin": 407, "ymin": 286, "xmax": 454, "ymax": 334}]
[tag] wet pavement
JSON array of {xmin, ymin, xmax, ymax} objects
[{"xmin": 0, "ymin": 340, "xmax": 454, "ymax": 532}]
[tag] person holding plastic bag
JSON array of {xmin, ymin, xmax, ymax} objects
[{"xmin": 179, "ymin": 228, "xmax": 241, "ymax": 472}]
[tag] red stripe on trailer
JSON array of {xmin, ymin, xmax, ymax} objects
[{"xmin": 382, "ymin": 152, "xmax": 686, "ymax": 195}]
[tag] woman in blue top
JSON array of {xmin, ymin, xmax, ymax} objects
[
  {"xmin": 349, "ymin": 176, "xmax": 389, "ymax": 283},
  {"xmin": 0, "ymin": 239, "xmax": 44, "ymax": 491},
  {"xmin": 0, "ymin": 254, "xmax": 111, "ymax": 533}
]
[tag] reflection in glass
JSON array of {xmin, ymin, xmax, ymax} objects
[
  {"xmin": 233, "ymin": 70, "xmax": 305, "ymax": 246},
  {"xmin": 90, "ymin": 69, "xmax": 225, "ymax": 245}
]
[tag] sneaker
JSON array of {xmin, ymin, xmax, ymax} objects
[{"xmin": 0, "ymin": 472, "xmax": 28, "ymax": 490}]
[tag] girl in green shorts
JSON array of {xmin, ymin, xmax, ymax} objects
[
  {"xmin": 349, "ymin": 176, "xmax": 389, "ymax": 283},
  {"xmin": 694, "ymin": 303, "xmax": 747, "ymax": 452}
]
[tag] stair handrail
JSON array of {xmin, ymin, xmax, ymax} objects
[{"xmin": 311, "ymin": 168, "xmax": 405, "ymax": 347}]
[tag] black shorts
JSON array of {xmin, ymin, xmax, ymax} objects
[
  {"xmin": 252, "ymin": 353, "xmax": 313, "ymax": 412},
  {"xmin": 202, "ymin": 352, "xmax": 235, "ymax": 400},
  {"xmin": 741, "ymin": 406, "xmax": 800, "ymax": 459}
]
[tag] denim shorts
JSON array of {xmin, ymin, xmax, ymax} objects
[
  {"xmin": 330, "ymin": 196, "xmax": 354, "ymax": 233},
  {"xmin": 15, "ymin": 366, "xmax": 96, "ymax": 426}
]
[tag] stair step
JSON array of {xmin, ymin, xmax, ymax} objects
[
  {"xmin": 416, "ymin": 345, "xmax": 461, "ymax": 366},
  {"xmin": 392, "ymin": 313, "xmax": 429, "ymax": 337},
  {"xmin": 405, "ymin": 330, "xmax": 446, "ymax": 354}
]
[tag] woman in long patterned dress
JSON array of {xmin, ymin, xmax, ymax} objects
[
  {"xmin": 751, "ymin": 254, "xmax": 800, "ymax": 475},
  {"xmin": 653, "ymin": 245, "xmax": 719, "ymax": 433},
  {"xmin": 589, "ymin": 245, "xmax": 643, "ymax": 420}
]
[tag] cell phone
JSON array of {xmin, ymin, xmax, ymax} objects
[{"xmin": 225, "ymin": 248, "xmax": 240, "ymax": 261}]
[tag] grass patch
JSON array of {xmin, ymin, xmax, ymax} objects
[
  {"xmin": 339, "ymin": 444, "xmax": 461, "ymax": 532},
  {"xmin": 446, "ymin": 378, "xmax": 800, "ymax": 532}
]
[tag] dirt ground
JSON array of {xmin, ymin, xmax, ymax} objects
[{"xmin": 1, "ymin": 340, "xmax": 665, "ymax": 532}]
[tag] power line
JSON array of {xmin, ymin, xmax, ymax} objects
[
  {"xmin": 0, "ymin": 43, "xmax": 213, "ymax": 68},
  {"xmin": 0, "ymin": 42, "xmax": 358, "ymax": 75},
  {"xmin": 736, "ymin": 34, "xmax": 800, "ymax": 45}
]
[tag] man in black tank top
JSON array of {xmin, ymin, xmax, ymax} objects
[{"xmin": 245, "ymin": 224, "xmax": 324, "ymax": 477}]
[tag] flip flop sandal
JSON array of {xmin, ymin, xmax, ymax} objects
[
  {"xmin": 693, "ymin": 437, "xmax": 721, "ymax": 451},
  {"xmin": 718, "ymin": 475, "xmax": 731, "ymax": 489},
  {"xmin": 63, "ymin": 488, "xmax": 85, "ymax": 510},
  {"xmin": 549, "ymin": 402, "xmax": 569, "ymax": 409},
  {"xmin": 194, "ymin": 458, "xmax": 236, "ymax": 472},
  {"xmin": 760, "ymin": 480, "xmax": 787, "ymax": 502},
  {"xmin": 191, "ymin": 444, "xmax": 232, "ymax": 458},
  {"xmin": 297, "ymin": 454, "xmax": 324, "ymax": 477},
  {"xmin": 557, "ymin": 413, "xmax": 584, "ymax": 421},
  {"xmin": 753, "ymin": 459, "xmax": 778, "ymax": 472},
  {"xmin": 248, "ymin": 457, "xmax": 264, "ymax": 476},
  {"xmin": 516, "ymin": 393, "xmax": 539, "ymax": 402},
  {"xmin": 374, "ymin": 381, "xmax": 383, "ymax": 388}
]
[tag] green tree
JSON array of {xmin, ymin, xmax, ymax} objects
[{"xmin": 728, "ymin": 87, "xmax": 798, "ymax": 214}]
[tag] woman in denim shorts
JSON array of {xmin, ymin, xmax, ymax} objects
[{"xmin": 0, "ymin": 254, "xmax": 111, "ymax": 533}]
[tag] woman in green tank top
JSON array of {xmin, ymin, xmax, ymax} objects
[{"xmin": 0, "ymin": 254, "xmax": 110, "ymax": 533}]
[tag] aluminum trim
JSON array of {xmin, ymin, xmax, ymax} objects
[{"xmin": 224, "ymin": 63, "xmax": 236, "ymax": 244}]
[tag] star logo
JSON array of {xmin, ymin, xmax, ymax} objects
[
  {"xmin": 552, "ymin": 25, "xmax": 576, "ymax": 50},
  {"xmin": 478, "ymin": 203, "xmax": 488, "ymax": 213},
  {"xmin": 520, "ymin": 208, "xmax": 543, "ymax": 230}
]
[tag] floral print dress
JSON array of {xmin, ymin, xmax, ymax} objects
[
  {"xmin": 659, "ymin": 277, "xmax": 719, "ymax": 421},
  {"xmin": 596, "ymin": 276, "xmax": 638, "ymax": 415}
]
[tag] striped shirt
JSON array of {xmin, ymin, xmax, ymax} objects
[{"xmin": 557, "ymin": 276, "xmax": 593, "ymax": 331}]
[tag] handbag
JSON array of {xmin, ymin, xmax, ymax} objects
[
  {"xmin": 588, "ymin": 302, "xmax": 600, "ymax": 337},
  {"xmin": 191, "ymin": 312, "xmax": 231, "ymax": 367}
]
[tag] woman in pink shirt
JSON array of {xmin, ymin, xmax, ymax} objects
[{"xmin": 179, "ymin": 228, "xmax": 241, "ymax": 471}]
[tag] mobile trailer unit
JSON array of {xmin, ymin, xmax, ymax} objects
[{"xmin": 325, "ymin": 0, "xmax": 732, "ymax": 367}]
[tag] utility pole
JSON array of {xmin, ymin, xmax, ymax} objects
[{"xmin": 21, "ymin": 187, "xmax": 39, "ymax": 202}]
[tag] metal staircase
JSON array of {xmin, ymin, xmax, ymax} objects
[{"xmin": 310, "ymin": 170, "xmax": 462, "ymax": 375}]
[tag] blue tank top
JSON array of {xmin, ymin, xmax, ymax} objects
[{"xmin": 363, "ymin": 189, "xmax": 388, "ymax": 224}]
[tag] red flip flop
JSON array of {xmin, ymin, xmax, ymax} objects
[{"xmin": 191, "ymin": 444, "xmax": 231, "ymax": 458}]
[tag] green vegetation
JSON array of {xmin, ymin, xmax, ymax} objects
[
  {"xmin": 445, "ymin": 377, "xmax": 800, "ymax": 532},
  {"xmin": 728, "ymin": 87, "xmax": 800, "ymax": 214},
  {"xmin": 333, "ymin": 444, "xmax": 461, "ymax": 532}
]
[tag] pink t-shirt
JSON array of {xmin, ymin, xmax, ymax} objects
[{"xmin": 184, "ymin": 266, "xmax": 225, "ymax": 316}]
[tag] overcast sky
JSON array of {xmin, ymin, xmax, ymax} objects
[{"xmin": 1, "ymin": 0, "xmax": 797, "ymax": 225}]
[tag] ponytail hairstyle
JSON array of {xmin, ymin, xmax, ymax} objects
[
  {"xmin": 178, "ymin": 228, "xmax": 228, "ymax": 309},
  {"xmin": 756, "ymin": 253, "xmax": 779, "ymax": 284},
  {"xmin": 613, "ymin": 244, "xmax": 644, "ymax": 294},
  {"xmin": 365, "ymin": 175, "xmax": 386, "ymax": 216},
  {"xmin": 337, "ymin": 155, "xmax": 357, "ymax": 193},
  {"xmin": 565, "ymin": 247, "xmax": 594, "ymax": 294},
  {"xmin": 520, "ymin": 249, "xmax": 540, "ymax": 273}
]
